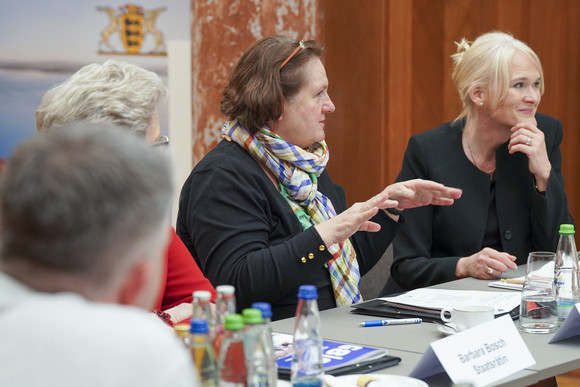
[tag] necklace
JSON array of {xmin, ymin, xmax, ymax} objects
[{"xmin": 465, "ymin": 131, "xmax": 496, "ymax": 175}]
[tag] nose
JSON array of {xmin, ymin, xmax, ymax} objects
[
  {"xmin": 524, "ymin": 87, "xmax": 541, "ymax": 105},
  {"xmin": 323, "ymin": 96, "xmax": 335, "ymax": 114}
]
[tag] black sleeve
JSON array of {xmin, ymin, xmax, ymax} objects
[
  {"xmin": 390, "ymin": 135, "xmax": 461, "ymax": 289},
  {"xmin": 530, "ymin": 116, "xmax": 574, "ymax": 249},
  {"xmin": 178, "ymin": 163, "xmax": 335, "ymax": 311}
]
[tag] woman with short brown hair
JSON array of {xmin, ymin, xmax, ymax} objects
[{"xmin": 177, "ymin": 36, "xmax": 462, "ymax": 319}]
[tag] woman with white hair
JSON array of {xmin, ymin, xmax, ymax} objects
[
  {"xmin": 35, "ymin": 60, "xmax": 216, "ymax": 324},
  {"xmin": 383, "ymin": 31, "xmax": 573, "ymax": 294}
]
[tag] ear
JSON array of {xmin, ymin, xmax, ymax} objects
[
  {"xmin": 469, "ymin": 86, "xmax": 486, "ymax": 106},
  {"xmin": 265, "ymin": 118, "xmax": 279, "ymax": 131},
  {"xmin": 117, "ymin": 260, "xmax": 155, "ymax": 310}
]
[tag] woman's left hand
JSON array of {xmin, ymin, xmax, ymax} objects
[
  {"xmin": 508, "ymin": 117, "xmax": 551, "ymax": 191},
  {"xmin": 314, "ymin": 191, "xmax": 394, "ymax": 247},
  {"xmin": 382, "ymin": 179, "xmax": 463, "ymax": 210}
]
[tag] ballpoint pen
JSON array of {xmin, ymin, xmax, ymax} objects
[{"xmin": 358, "ymin": 318, "xmax": 422, "ymax": 327}]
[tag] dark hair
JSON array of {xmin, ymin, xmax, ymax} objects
[{"xmin": 220, "ymin": 36, "xmax": 323, "ymax": 132}]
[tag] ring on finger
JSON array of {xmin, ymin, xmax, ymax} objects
[
  {"xmin": 487, "ymin": 267, "xmax": 494, "ymax": 275},
  {"xmin": 526, "ymin": 136, "xmax": 532, "ymax": 146}
]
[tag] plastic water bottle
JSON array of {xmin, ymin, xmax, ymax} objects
[
  {"xmin": 555, "ymin": 224, "xmax": 580, "ymax": 320},
  {"xmin": 193, "ymin": 290, "xmax": 214, "ymax": 341},
  {"xmin": 189, "ymin": 318, "xmax": 218, "ymax": 387},
  {"xmin": 290, "ymin": 285, "xmax": 324, "ymax": 387},
  {"xmin": 242, "ymin": 308, "xmax": 269, "ymax": 386},
  {"xmin": 214, "ymin": 285, "xmax": 236, "ymax": 356},
  {"xmin": 251, "ymin": 302, "xmax": 278, "ymax": 386},
  {"xmin": 218, "ymin": 314, "xmax": 247, "ymax": 387}
]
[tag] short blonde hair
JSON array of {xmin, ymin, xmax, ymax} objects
[
  {"xmin": 451, "ymin": 31, "xmax": 544, "ymax": 123},
  {"xmin": 35, "ymin": 60, "xmax": 167, "ymax": 136}
]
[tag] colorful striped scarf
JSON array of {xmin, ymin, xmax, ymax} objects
[{"xmin": 222, "ymin": 119, "xmax": 361, "ymax": 305}]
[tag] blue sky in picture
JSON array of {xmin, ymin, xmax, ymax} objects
[{"xmin": 0, "ymin": 0, "xmax": 189, "ymax": 160}]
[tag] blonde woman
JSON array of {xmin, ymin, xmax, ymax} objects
[{"xmin": 383, "ymin": 31, "xmax": 573, "ymax": 295}]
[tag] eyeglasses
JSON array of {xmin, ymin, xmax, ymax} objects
[
  {"xmin": 280, "ymin": 40, "xmax": 306, "ymax": 69},
  {"xmin": 152, "ymin": 135, "xmax": 169, "ymax": 147}
]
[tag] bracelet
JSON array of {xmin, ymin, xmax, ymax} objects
[
  {"xmin": 154, "ymin": 310, "xmax": 174, "ymax": 327},
  {"xmin": 385, "ymin": 207, "xmax": 402, "ymax": 216}
]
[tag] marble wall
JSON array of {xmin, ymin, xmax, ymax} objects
[{"xmin": 190, "ymin": 0, "xmax": 322, "ymax": 164}]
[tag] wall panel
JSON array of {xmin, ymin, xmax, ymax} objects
[
  {"xmin": 322, "ymin": 0, "xmax": 388, "ymax": 202},
  {"xmin": 190, "ymin": 0, "xmax": 322, "ymax": 165},
  {"xmin": 321, "ymin": 0, "xmax": 580, "ymax": 223}
]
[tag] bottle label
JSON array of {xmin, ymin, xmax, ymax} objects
[
  {"xmin": 557, "ymin": 300, "xmax": 576, "ymax": 319},
  {"xmin": 292, "ymin": 379, "xmax": 323, "ymax": 387}
]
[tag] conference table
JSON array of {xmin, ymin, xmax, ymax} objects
[{"xmin": 271, "ymin": 267, "xmax": 580, "ymax": 386}]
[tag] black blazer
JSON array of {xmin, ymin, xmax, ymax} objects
[
  {"xmin": 384, "ymin": 113, "xmax": 572, "ymax": 294},
  {"xmin": 177, "ymin": 139, "xmax": 401, "ymax": 320}
]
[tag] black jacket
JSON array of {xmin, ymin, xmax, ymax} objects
[
  {"xmin": 385, "ymin": 113, "xmax": 572, "ymax": 294},
  {"xmin": 177, "ymin": 139, "xmax": 401, "ymax": 319}
]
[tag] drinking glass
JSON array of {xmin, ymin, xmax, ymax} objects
[{"xmin": 519, "ymin": 251, "xmax": 559, "ymax": 333}]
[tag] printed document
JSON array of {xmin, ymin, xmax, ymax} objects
[{"xmin": 380, "ymin": 289, "xmax": 520, "ymax": 315}]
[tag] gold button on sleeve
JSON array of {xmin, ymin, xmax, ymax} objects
[
  {"xmin": 308, "ymin": 253, "xmax": 314, "ymax": 259},
  {"xmin": 301, "ymin": 257, "xmax": 307, "ymax": 263},
  {"xmin": 319, "ymin": 245, "xmax": 325, "ymax": 251}
]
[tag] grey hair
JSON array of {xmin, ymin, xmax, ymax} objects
[
  {"xmin": 35, "ymin": 60, "xmax": 167, "ymax": 136},
  {"xmin": 0, "ymin": 123, "xmax": 173, "ymax": 281}
]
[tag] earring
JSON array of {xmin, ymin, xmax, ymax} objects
[{"xmin": 479, "ymin": 101, "xmax": 484, "ymax": 106}]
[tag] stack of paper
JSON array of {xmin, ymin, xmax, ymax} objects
[
  {"xmin": 379, "ymin": 288, "xmax": 521, "ymax": 316},
  {"xmin": 488, "ymin": 277, "xmax": 524, "ymax": 291}
]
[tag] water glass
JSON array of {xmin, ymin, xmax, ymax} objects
[{"xmin": 519, "ymin": 251, "xmax": 559, "ymax": 333}]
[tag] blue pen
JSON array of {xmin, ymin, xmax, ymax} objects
[{"xmin": 358, "ymin": 318, "xmax": 422, "ymax": 327}]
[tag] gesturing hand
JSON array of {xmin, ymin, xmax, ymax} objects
[
  {"xmin": 314, "ymin": 179, "xmax": 462, "ymax": 248},
  {"xmin": 382, "ymin": 179, "xmax": 463, "ymax": 210},
  {"xmin": 314, "ymin": 191, "xmax": 396, "ymax": 248}
]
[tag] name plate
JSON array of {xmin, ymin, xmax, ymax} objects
[
  {"xmin": 550, "ymin": 303, "xmax": 580, "ymax": 343},
  {"xmin": 410, "ymin": 315, "xmax": 535, "ymax": 386}
]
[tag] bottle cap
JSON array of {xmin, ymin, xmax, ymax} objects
[
  {"xmin": 224, "ymin": 313, "xmax": 244, "ymax": 330},
  {"xmin": 559, "ymin": 224, "xmax": 575, "ymax": 235},
  {"xmin": 216, "ymin": 285, "xmax": 236, "ymax": 296},
  {"xmin": 242, "ymin": 308, "xmax": 264, "ymax": 325},
  {"xmin": 192, "ymin": 290, "xmax": 212, "ymax": 301},
  {"xmin": 174, "ymin": 323, "xmax": 191, "ymax": 338},
  {"xmin": 251, "ymin": 302, "xmax": 273, "ymax": 319},
  {"xmin": 189, "ymin": 318, "xmax": 209, "ymax": 334},
  {"xmin": 297, "ymin": 284, "xmax": 318, "ymax": 300}
]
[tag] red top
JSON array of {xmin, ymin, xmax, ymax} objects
[{"xmin": 154, "ymin": 227, "xmax": 217, "ymax": 311}]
